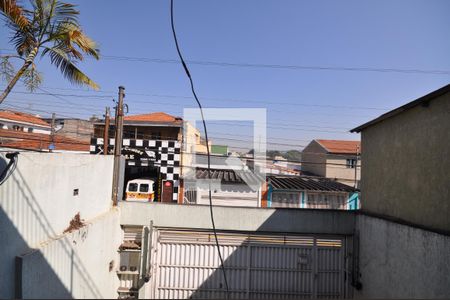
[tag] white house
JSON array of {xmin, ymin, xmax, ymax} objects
[{"xmin": 0, "ymin": 110, "xmax": 51, "ymax": 134}]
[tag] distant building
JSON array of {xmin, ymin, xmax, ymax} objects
[
  {"xmin": 183, "ymin": 167, "xmax": 262, "ymax": 207},
  {"xmin": 0, "ymin": 110, "xmax": 51, "ymax": 134},
  {"xmin": 0, "ymin": 129, "xmax": 89, "ymax": 152},
  {"xmin": 264, "ymin": 175, "xmax": 359, "ymax": 210},
  {"xmin": 351, "ymin": 84, "xmax": 450, "ymax": 233},
  {"xmin": 92, "ymin": 112, "xmax": 204, "ymax": 203},
  {"xmin": 301, "ymin": 139, "xmax": 360, "ymax": 187},
  {"xmin": 0, "ymin": 110, "xmax": 88, "ymax": 152},
  {"xmin": 45, "ymin": 118, "xmax": 94, "ymax": 142},
  {"xmin": 211, "ymin": 144, "xmax": 228, "ymax": 156}
]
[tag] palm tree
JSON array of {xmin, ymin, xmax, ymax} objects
[{"xmin": 0, "ymin": 0, "xmax": 99, "ymax": 104}]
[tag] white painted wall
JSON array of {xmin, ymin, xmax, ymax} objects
[
  {"xmin": 0, "ymin": 152, "xmax": 118, "ymax": 299},
  {"xmin": 197, "ymin": 184, "xmax": 260, "ymax": 207},
  {"xmin": 0, "ymin": 120, "xmax": 51, "ymax": 134},
  {"xmin": 19, "ymin": 210, "xmax": 121, "ymax": 299}
]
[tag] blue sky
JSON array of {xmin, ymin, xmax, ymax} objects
[{"xmin": 1, "ymin": 0, "xmax": 449, "ymax": 151}]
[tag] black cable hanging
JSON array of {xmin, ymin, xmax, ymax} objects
[{"xmin": 169, "ymin": 0, "xmax": 230, "ymax": 297}]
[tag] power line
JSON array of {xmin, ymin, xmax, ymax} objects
[
  {"xmin": 6, "ymin": 86, "xmax": 389, "ymax": 111},
  {"xmin": 2, "ymin": 47, "xmax": 449, "ymax": 76},
  {"xmin": 0, "ymin": 135, "xmax": 359, "ymax": 169},
  {"xmin": 5, "ymin": 90, "xmax": 380, "ymax": 120},
  {"xmin": 100, "ymin": 55, "xmax": 450, "ymax": 76},
  {"xmin": 3, "ymin": 100, "xmax": 359, "ymax": 135},
  {"xmin": 170, "ymin": 0, "xmax": 229, "ymax": 296}
]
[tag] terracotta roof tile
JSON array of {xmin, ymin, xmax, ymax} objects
[
  {"xmin": 316, "ymin": 139, "xmax": 361, "ymax": 154},
  {"xmin": 0, "ymin": 129, "xmax": 89, "ymax": 152},
  {"xmin": 0, "ymin": 110, "xmax": 50, "ymax": 127},
  {"xmin": 124, "ymin": 112, "xmax": 182, "ymax": 124}
]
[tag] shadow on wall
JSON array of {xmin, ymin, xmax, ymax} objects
[
  {"xmin": 1, "ymin": 207, "xmax": 71, "ymax": 298},
  {"xmin": 149, "ymin": 211, "xmax": 352, "ymax": 299},
  {"xmin": 0, "ymin": 155, "xmax": 103, "ymax": 299}
]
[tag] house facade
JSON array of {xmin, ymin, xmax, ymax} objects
[
  {"xmin": 47, "ymin": 118, "xmax": 95, "ymax": 142},
  {"xmin": 351, "ymin": 84, "xmax": 450, "ymax": 233},
  {"xmin": 0, "ymin": 110, "xmax": 51, "ymax": 134},
  {"xmin": 0, "ymin": 110, "xmax": 89, "ymax": 152},
  {"xmin": 301, "ymin": 139, "xmax": 360, "ymax": 187},
  {"xmin": 92, "ymin": 112, "xmax": 204, "ymax": 203},
  {"xmin": 264, "ymin": 175, "xmax": 359, "ymax": 210},
  {"xmin": 183, "ymin": 167, "xmax": 262, "ymax": 207}
]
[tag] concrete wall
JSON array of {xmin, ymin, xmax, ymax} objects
[
  {"xmin": 18, "ymin": 210, "xmax": 121, "ymax": 299},
  {"xmin": 325, "ymin": 155, "xmax": 360, "ymax": 186},
  {"xmin": 356, "ymin": 214, "xmax": 450, "ymax": 298},
  {"xmin": 56, "ymin": 119, "xmax": 94, "ymax": 142},
  {"xmin": 301, "ymin": 140, "xmax": 327, "ymax": 176},
  {"xmin": 120, "ymin": 202, "xmax": 356, "ymax": 235},
  {"xmin": 197, "ymin": 184, "xmax": 260, "ymax": 207},
  {"xmin": 360, "ymin": 92, "xmax": 450, "ymax": 232},
  {"xmin": 0, "ymin": 152, "xmax": 116, "ymax": 299}
]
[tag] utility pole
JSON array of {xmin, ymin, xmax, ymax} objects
[
  {"xmin": 103, "ymin": 107, "xmax": 110, "ymax": 155},
  {"xmin": 354, "ymin": 145, "xmax": 360, "ymax": 189},
  {"xmin": 112, "ymin": 86, "xmax": 125, "ymax": 206},
  {"xmin": 49, "ymin": 113, "xmax": 56, "ymax": 152}
]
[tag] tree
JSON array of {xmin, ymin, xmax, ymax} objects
[{"xmin": 0, "ymin": 0, "xmax": 99, "ymax": 104}]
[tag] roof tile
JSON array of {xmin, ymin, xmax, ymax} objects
[
  {"xmin": 0, "ymin": 110, "xmax": 50, "ymax": 127},
  {"xmin": 316, "ymin": 139, "xmax": 361, "ymax": 154},
  {"xmin": 0, "ymin": 129, "xmax": 89, "ymax": 151},
  {"xmin": 124, "ymin": 112, "xmax": 182, "ymax": 124}
]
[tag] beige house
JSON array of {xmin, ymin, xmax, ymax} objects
[
  {"xmin": 351, "ymin": 84, "xmax": 450, "ymax": 233},
  {"xmin": 301, "ymin": 139, "xmax": 361, "ymax": 187}
]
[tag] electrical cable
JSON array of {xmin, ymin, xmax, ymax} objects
[
  {"xmin": 2, "ymin": 47, "xmax": 450, "ymax": 75},
  {"xmin": 5, "ymin": 87, "xmax": 389, "ymax": 111},
  {"xmin": 169, "ymin": 0, "xmax": 230, "ymax": 296},
  {"xmin": 0, "ymin": 124, "xmax": 361, "ymax": 162},
  {"xmin": 0, "ymin": 152, "xmax": 19, "ymax": 185}
]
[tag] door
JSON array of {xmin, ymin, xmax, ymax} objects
[
  {"xmin": 161, "ymin": 180, "xmax": 173, "ymax": 203},
  {"xmin": 147, "ymin": 229, "xmax": 350, "ymax": 299}
]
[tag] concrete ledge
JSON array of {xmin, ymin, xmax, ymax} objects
[{"xmin": 119, "ymin": 202, "xmax": 356, "ymax": 235}]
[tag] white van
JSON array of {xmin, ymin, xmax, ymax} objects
[{"xmin": 125, "ymin": 178, "xmax": 155, "ymax": 202}]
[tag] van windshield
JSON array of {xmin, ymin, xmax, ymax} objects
[
  {"xmin": 140, "ymin": 184, "xmax": 149, "ymax": 193},
  {"xmin": 128, "ymin": 183, "xmax": 138, "ymax": 192}
]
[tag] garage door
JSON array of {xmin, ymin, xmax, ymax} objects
[{"xmin": 146, "ymin": 229, "xmax": 350, "ymax": 299}]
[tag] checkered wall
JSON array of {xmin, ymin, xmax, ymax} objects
[{"xmin": 90, "ymin": 138, "xmax": 181, "ymax": 201}]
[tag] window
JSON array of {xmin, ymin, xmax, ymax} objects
[
  {"xmin": 128, "ymin": 183, "xmax": 138, "ymax": 192},
  {"xmin": 27, "ymin": 128, "xmax": 33, "ymax": 133},
  {"xmin": 346, "ymin": 158, "xmax": 357, "ymax": 168},
  {"xmin": 140, "ymin": 184, "xmax": 149, "ymax": 193}
]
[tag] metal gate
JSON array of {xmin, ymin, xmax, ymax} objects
[{"xmin": 147, "ymin": 229, "xmax": 350, "ymax": 299}]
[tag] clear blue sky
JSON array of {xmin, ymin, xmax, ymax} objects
[{"xmin": 1, "ymin": 0, "xmax": 449, "ymax": 151}]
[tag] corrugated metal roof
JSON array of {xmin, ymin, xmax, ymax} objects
[
  {"xmin": 268, "ymin": 175, "xmax": 357, "ymax": 192},
  {"xmin": 194, "ymin": 167, "xmax": 262, "ymax": 185}
]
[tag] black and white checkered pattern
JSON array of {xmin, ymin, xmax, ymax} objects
[{"xmin": 90, "ymin": 138, "xmax": 181, "ymax": 201}]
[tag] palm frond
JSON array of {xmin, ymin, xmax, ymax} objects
[
  {"xmin": 69, "ymin": 30, "xmax": 99, "ymax": 59},
  {"xmin": 44, "ymin": 45, "xmax": 99, "ymax": 90},
  {"xmin": 53, "ymin": 1, "xmax": 78, "ymax": 24},
  {"xmin": 0, "ymin": 0, "xmax": 30, "ymax": 30},
  {"xmin": 48, "ymin": 21, "xmax": 99, "ymax": 59},
  {"xmin": 11, "ymin": 28, "xmax": 35, "ymax": 55}
]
